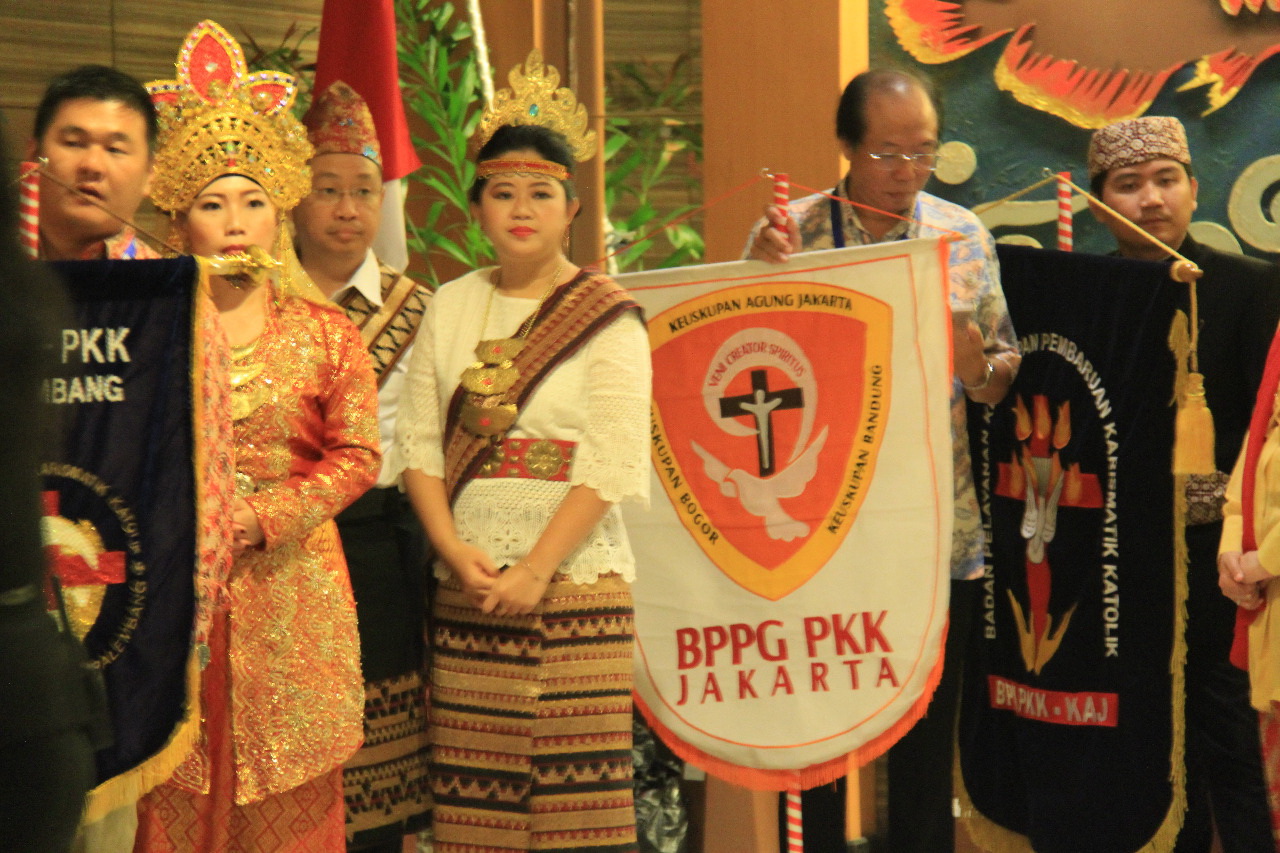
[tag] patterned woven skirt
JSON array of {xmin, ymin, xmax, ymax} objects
[
  {"xmin": 343, "ymin": 671, "xmax": 433, "ymax": 848},
  {"xmin": 430, "ymin": 572, "xmax": 637, "ymax": 852}
]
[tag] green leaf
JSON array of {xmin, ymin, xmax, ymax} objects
[
  {"xmin": 624, "ymin": 201, "xmax": 656, "ymax": 232},
  {"xmin": 602, "ymin": 133, "xmax": 630, "ymax": 161},
  {"xmin": 422, "ymin": 201, "xmax": 446, "ymax": 230},
  {"xmin": 611, "ymin": 150, "xmax": 645, "ymax": 184},
  {"xmin": 421, "ymin": 175, "xmax": 467, "ymax": 209}
]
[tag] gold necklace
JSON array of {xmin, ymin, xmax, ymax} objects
[
  {"xmin": 459, "ymin": 258, "xmax": 566, "ymax": 438},
  {"xmin": 228, "ymin": 305, "xmax": 274, "ymax": 422}
]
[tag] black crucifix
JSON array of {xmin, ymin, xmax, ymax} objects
[{"xmin": 719, "ymin": 369, "xmax": 804, "ymax": 476}]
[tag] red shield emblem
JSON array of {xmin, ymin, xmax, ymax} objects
[{"xmin": 649, "ymin": 281, "xmax": 893, "ymax": 600}]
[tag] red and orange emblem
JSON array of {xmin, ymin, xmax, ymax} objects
[{"xmin": 649, "ymin": 282, "xmax": 892, "ymax": 600}]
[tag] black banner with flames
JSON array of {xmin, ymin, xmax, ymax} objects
[{"xmin": 962, "ymin": 245, "xmax": 1186, "ymax": 852}]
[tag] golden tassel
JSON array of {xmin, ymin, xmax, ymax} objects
[
  {"xmin": 1173, "ymin": 371, "xmax": 1216, "ymax": 474},
  {"xmin": 1169, "ymin": 274, "xmax": 1215, "ymax": 476}
]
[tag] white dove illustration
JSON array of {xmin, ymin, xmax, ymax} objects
[{"xmin": 692, "ymin": 426, "xmax": 829, "ymax": 541}]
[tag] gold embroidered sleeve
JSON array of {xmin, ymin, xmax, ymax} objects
[
  {"xmin": 245, "ymin": 314, "xmax": 381, "ymax": 548},
  {"xmin": 193, "ymin": 295, "xmax": 235, "ymax": 639}
]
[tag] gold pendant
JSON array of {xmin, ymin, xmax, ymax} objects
[
  {"xmin": 461, "ymin": 362, "xmax": 518, "ymax": 394},
  {"xmin": 231, "ymin": 384, "xmax": 269, "ymax": 421},
  {"xmin": 460, "ymin": 397, "xmax": 517, "ymax": 436},
  {"xmin": 229, "ymin": 361, "xmax": 265, "ymax": 388},
  {"xmin": 234, "ymin": 471, "xmax": 256, "ymax": 497},
  {"xmin": 475, "ymin": 337, "xmax": 525, "ymax": 363}
]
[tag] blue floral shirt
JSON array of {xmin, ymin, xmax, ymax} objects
[{"xmin": 747, "ymin": 183, "xmax": 1020, "ymax": 579}]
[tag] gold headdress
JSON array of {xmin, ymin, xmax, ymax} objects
[
  {"xmin": 473, "ymin": 49, "xmax": 597, "ymax": 180},
  {"xmin": 146, "ymin": 20, "xmax": 313, "ymax": 213}
]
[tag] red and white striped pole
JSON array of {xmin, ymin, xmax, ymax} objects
[
  {"xmin": 18, "ymin": 161, "xmax": 40, "ymax": 258},
  {"xmin": 784, "ymin": 780, "xmax": 803, "ymax": 852},
  {"xmin": 773, "ymin": 171, "xmax": 790, "ymax": 238},
  {"xmin": 1056, "ymin": 171, "xmax": 1073, "ymax": 252}
]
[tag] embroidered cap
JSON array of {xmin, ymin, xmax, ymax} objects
[
  {"xmin": 1087, "ymin": 116, "xmax": 1191, "ymax": 179},
  {"xmin": 302, "ymin": 81, "xmax": 382, "ymax": 168}
]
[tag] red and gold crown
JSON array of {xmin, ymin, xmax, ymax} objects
[
  {"xmin": 473, "ymin": 49, "xmax": 597, "ymax": 163},
  {"xmin": 303, "ymin": 81, "xmax": 381, "ymax": 167},
  {"xmin": 146, "ymin": 20, "xmax": 313, "ymax": 213}
]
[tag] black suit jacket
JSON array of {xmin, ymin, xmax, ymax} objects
[{"xmin": 1177, "ymin": 235, "xmax": 1280, "ymax": 473}]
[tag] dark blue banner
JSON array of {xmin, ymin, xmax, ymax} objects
[{"xmin": 43, "ymin": 257, "xmax": 199, "ymax": 794}]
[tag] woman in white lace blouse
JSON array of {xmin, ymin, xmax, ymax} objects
[{"xmin": 395, "ymin": 118, "xmax": 651, "ymax": 852}]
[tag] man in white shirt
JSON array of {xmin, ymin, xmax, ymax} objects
[{"xmin": 295, "ymin": 81, "xmax": 433, "ymax": 853}]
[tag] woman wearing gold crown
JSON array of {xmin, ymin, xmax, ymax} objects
[
  {"xmin": 396, "ymin": 50, "xmax": 650, "ymax": 851},
  {"xmin": 131, "ymin": 21, "xmax": 381, "ymax": 852}
]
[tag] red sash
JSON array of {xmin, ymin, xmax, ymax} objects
[
  {"xmin": 441, "ymin": 270, "xmax": 640, "ymax": 504},
  {"xmin": 1230, "ymin": 324, "xmax": 1280, "ymax": 668}
]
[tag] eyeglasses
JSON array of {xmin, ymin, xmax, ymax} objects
[
  {"xmin": 307, "ymin": 186, "xmax": 382, "ymax": 207},
  {"xmin": 865, "ymin": 151, "xmax": 940, "ymax": 172}
]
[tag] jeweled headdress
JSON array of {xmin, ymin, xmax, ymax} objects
[
  {"xmin": 303, "ymin": 81, "xmax": 381, "ymax": 167},
  {"xmin": 473, "ymin": 49, "xmax": 597, "ymax": 165},
  {"xmin": 146, "ymin": 20, "xmax": 313, "ymax": 213}
]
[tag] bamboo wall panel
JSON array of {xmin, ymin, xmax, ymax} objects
[
  {"xmin": 1, "ymin": 1, "xmax": 320, "ymax": 161},
  {"xmin": 605, "ymin": 0, "xmax": 699, "ymax": 65},
  {"xmin": 602, "ymin": 0, "xmax": 702, "ymax": 269},
  {"xmin": 1, "ymin": 0, "xmax": 113, "ymax": 153},
  {"xmin": 113, "ymin": 0, "xmax": 321, "ymax": 83},
  {"xmin": 1, "ymin": 0, "xmax": 705, "ymax": 269}
]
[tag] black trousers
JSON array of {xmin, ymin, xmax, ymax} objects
[
  {"xmin": 1174, "ymin": 523, "xmax": 1272, "ymax": 853},
  {"xmin": 336, "ymin": 486, "xmax": 431, "ymax": 682},
  {"xmin": 0, "ymin": 594, "xmax": 97, "ymax": 853},
  {"xmin": 780, "ymin": 579, "xmax": 978, "ymax": 853}
]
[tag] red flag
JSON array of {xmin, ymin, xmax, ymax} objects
[{"xmin": 314, "ymin": 0, "xmax": 421, "ymax": 182}]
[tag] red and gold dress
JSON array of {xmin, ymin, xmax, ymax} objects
[{"xmin": 134, "ymin": 287, "xmax": 381, "ymax": 852}]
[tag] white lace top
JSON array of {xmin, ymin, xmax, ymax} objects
[{"xmin": 394, "ymin": 268, "xmax": 651, "ymax": 584}]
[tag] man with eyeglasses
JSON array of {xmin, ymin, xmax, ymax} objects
[
  {"xmin": 295, "ymin": 81, "xmax": 433, "ymax": 853},
  {"xmin": 746, "ymin": 67, "xmax": 1020, "ymax": 852}
]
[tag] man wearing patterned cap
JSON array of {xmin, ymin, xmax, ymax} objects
[
  {"xmin": 1089, "ymin": 115, "xmax": 1280, "ymax": 852},
  {"xmin": 294, "ymin": 80, "xmax": 432, "ymax": 853}
]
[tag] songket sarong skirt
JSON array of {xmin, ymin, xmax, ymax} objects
[
  {"xmin": 429, "ymin": 572, "xmax": 637, "ymax": 852},
  {"xmin": 133, "ymin": 609, "xmax": 346, "ymax": 852}
]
